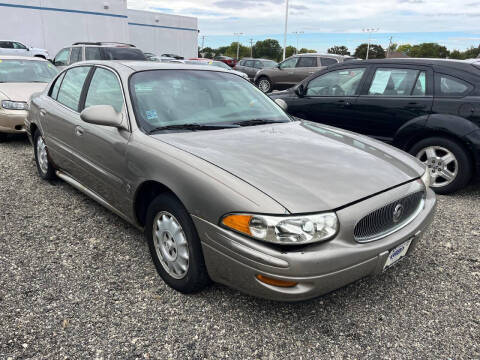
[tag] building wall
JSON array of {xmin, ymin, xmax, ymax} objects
[
  {"xmin": 127, "ymin": 9, "xmax": 198, "ymax": 59},
  {"xmin": 0, "ymin": 0, "xmax": 197, "ymax": 59}
]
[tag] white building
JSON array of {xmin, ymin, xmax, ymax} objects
[{"xmin": 0, "ymin": 0, "xmax": 198, "ymax": 58}]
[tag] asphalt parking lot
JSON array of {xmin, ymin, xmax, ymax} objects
[{"xmin": 0, "ymin": 136, "xmax": 479, "ymax": 359}]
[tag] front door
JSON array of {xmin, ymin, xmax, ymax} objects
[
  {"xmin": 354, "ymin": 65, "xmax": 433, "ymax": 142},
  {"xmin": 276, "ymin": 57, "xmax": 299, "ymax": 88}
]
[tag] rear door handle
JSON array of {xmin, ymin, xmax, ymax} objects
[
  {"xmin": 75, "ymin": 126, "xmax": 84, "ymax": 136},
  {"xmin": 337, "ymin": 99, "xmax": 352, "ymax": 107}
]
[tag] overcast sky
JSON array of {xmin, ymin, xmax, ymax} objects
[{"xmin": 127, "ymin": 0, "xmax": 480, "ymax": 51}]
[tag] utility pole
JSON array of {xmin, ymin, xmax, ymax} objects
[
  {"xmin": 386, "ymin": 36, "xmax": 393, "ymax": 58},
  {"xmin": 249, "ymin": 38, "xmax": 254, "ymax": 57},
  {"xmin": 362, "ymin": 28, "xmax": 378, "ymax": 60},
  {"xmin": 201, "ymin": 35, "xmax": 206, "ymax": 51},
  {"xmin": 282, "ymin": 0, "xmax": 289, "ymax": 60},
  {"xmin": 293, "ymin": 31, "xmax": 304, "ymax": 54},
  {"xmin": 234, "ymin": 32, "xmax": 244, "ymax": 60}
]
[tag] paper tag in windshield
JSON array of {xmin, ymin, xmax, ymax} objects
[{"xmin": 146, "ymin": 110, "xmax": 158, "ymax": 120}]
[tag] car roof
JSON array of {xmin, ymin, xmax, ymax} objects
[
  {"xmin": 0, "ymin": 55, "xmax": 47, "ymax": 61},
  {"xmin": 295, "ymin": 53, "xmax": 353, "ymax": 58},
  {"xmin": 334, "ymin": 58, "xmax": 480, "ymax": 72}
]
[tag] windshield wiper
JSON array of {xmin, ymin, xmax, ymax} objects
[
  {"xmin": 148, "ymin": 123, "xmax": 239, "ymax": 134},
  {"xmin": 233, "ymin": 119, "xmax": 286, "ymax": 127}
]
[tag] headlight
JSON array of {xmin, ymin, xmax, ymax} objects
[
  {"xmin": 220, "ymin": 212, "xmax": 338, "ymax": 245},
  {"xmin": 1, "ymin": 100, "xmax": 28, "ymax": 110},
  {"xmin": 421, "ymin": 168, "xmax": 431, "ymax": 188}
]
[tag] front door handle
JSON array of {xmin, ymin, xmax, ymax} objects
[
  {"xmin": 337, "ymin": 99, "xmax": 352, "ymax": 107},
  {"xmin": 39, "ymin": 109, "xmax": 46, "ymax": 117},
  {"xmin": 75, "ymin": 126, "xmax": 84, "ymax": 136},
  {"xmin": 406, "ymin": 102, "xmax": 424, "ymax": 110}
]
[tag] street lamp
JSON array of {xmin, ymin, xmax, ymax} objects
[
  {"xmin": 282, "ymin": 0, "xmax": 289, "ymax": 60},
  {"xmin": 362, "ymin": 28, "xmax": 378, "ymax": 60},
  {"xmin": 293, "ymin": 31, "xmax": 304, "ymax": 54},
  {"xmin": 234, "ymin": 32, "xmax": 244, "ymax": 60}
]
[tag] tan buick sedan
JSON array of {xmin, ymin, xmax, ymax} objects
[{"xmin": 0, "ymin": 56, "xmax": 57, "ymax": 140}]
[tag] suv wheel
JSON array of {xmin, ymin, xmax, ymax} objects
[
  {"xmin": 410, "ymin": 137, "xmax": 472, "ymax": 194},
  {"xmin": 145, "ymin": 193, "xmax": 210, "ymax": 293},
  {"xmin": 257, "ymin": 77, "xmax": 272, "ymax": 93},
  {"xmin": 34, "ymin": 130, "xmax": 56, "ymax": 180}
]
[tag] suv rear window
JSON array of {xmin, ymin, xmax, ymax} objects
[{"xmin": 102, "ymin": 47, "xmax": 146, "ymax": 61}]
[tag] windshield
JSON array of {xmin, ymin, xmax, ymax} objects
[
  {"xmin": 129, "ymin": 70, "xmax": 291, "ymax": 132},
  {"xmin": 262, "ymin": 60, "xmax": 278, "ymax": 68},
  {"xmin": 0, "ymin": 60, "xmax": 58, "ymax": 83},
  {"xmin": 211, "ymin": 61, "xmax": 231, "ymax": 69},
  {"xmin": 103, "ymin": 47, "xmax": 146, "ymax": 60}
]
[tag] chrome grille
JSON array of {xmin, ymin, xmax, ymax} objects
[{"xmin": 354, "ymin": 191, "xmax": 425, "ymax": 242}]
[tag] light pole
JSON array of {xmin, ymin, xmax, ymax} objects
[
  {"xmin": 293, "ymin": 31, "xmax": 303, "ymax": 54},
  {"xmin": 282, "ymin": 0, "xmax": 289, "ymax": 60},
  {"xmin": 234, "ymin": 32, "xmax": 244, "ymax": 60},
  {"xmin": 362, "ymin": 28, "xmax": 378, "ymax": 60}
]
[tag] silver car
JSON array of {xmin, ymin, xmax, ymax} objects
[{"xmin": 26, "ymin": 61, "xmax": 436, "ymax": 301}]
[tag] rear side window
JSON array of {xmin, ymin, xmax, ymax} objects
[
  {"xmin": 321, "ymin": 58, "xmax": 338, "ymax": 66},
  {"xmin": 84, "ymin": 67, "xmax": 124, "ymax": 113},
  {"xmin": 245, "ymin": 60, "xmax": 254, "ymax": 67},
  {"xmin": 436, "ymin": 74, "xmax": 472, "ymax": 97},
  {"xmin": 56, "ymin": 66, "xmax": 91, "ymax": 111},
  {"xmin": 85, "ymin": 47, "xmax": 102, "ymax": 61},
  {"xmin": 368, "ymin": 68, "xmax": 425, "ymax": 96},
  {"xmin": 297, "ymin": 57, "xmax": 317, "ymax": 67},
  {"xmin": 0, "ymin": 41, "xmax": 13, "ymax": 49},
  {"xmin": 69, "ymin": 47, "xmax": 82, "ymax": 64},
  {"xmin": 254, "ymin": 60, "xmax": 264, "ymax": 69},
  {"xmin": 49, "ymin": 72, "xmax": 66, "ymax": 100}
]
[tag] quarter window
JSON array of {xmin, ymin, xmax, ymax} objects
[
  {"xmin": 297, "ymin": 57, "xmax": 317, "ymax": 67},
  {"xmin": 368, "ymin": 68, "xmax": 426, "ymax": 96},
  {"xmin": 56, "ymin": 66, "xmax": 91, "ymax": 111},
  {"xmin": 306, "ymin": 68, "xmax": 366, "ymax": 96},
  {"xmin": 321, "ymin": 58, "xmax": 338, "ymax": 66},
  {"xmin": 279, "ymin": 57, "xmax": 298, "ymax": 69},
  {"xmin": 49, "ymin": 72, "xmax": 66, "ymax": 100},
  {"xmin": 436, "ymin": 74, "xmax": 471, "ymax": 97},
  {"xmin": 85, "ymin": 68, "xmax": 124, "ymax": 113}
]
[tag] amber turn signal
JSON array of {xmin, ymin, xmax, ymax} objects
[
  {"xmin": 221, "ymin": 214, "xmax": 253, "ymax": 236},
  {"xmin": 256, "ymin": 274, "xmax": 298, "ymax": 288}
]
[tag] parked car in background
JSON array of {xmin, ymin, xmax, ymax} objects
[
  {"xmin": 0, "ymin": 56, "xmax": 57, "ymax": 141},
  {"xmin": 270, "ymin": 58, "xmax": 480, "ymax": 194},
  {"xmin": 254, "ymin": 53, "xmax": 356, "ymax": 93},
  {"xmin": 214, "ymin": 55, "xmax": 236, "ymax": 67},
  {"xmin": 51, "ymin": 42, "xmax": 146, "ymax": 70},
  {"xmin": 235, "ymin": 58, "xmax": 278, "ymax": 80},
  {"xmin": 26, "ymin": 61, "xmax": 435, "ymax": 301},
  {"xmin": 161, "ymin": 53, "xmax": 183, "ymax": 60},
  {"xmin": 0, "ymin": 40, "xmax": 49, "ymax": 59},
  {"xmin": 145, "ymin": 53, "xmax": 175, "ymax": 62},
  {"xmin": 176, "ymin": 59, "xmax": 249, "ymax": 80}
]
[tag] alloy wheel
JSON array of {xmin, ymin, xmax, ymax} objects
[
  {"xmin": 258, "ymin": 79, "xmax": 271, "ymax": 93},
  {"xmin": 416, "ymin": 146, "xmax": 458, "ymax": 188},
  {"xmin": 36, "ymin": 135, "xmax": 49, "ymax": 175},
  {"xmin": 152, "ymin": 211, "xmax": 189, "ymax": 279}
]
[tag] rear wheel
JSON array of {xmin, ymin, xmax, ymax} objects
[
  {"xmin": 145, "ymin": 193, "xmax": 210, "ymax": 293},
  {"xmin": 257, "ymin": 77, "xmax": 272, "ymax": 93},
  {"xmin": 34, "ymin": 130, "xmax": 56, "ymax": 180},
  {"xmin": 410, "ymin": 137, "xmax": 472, "ymax": 194}
]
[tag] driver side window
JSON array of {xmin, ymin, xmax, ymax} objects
[
  {"xmin": 306, "ymin": 68, "xmax": 366, "ymax": 97},
  {"xmin": 279, "ymin": 57, "xmax": 298, "ymax": 69},
  {"xmin": 13, "ymin": 42, "xmax": 27, "ymax": 50},
  {"xmin": 54, "ymin": 48, "xmax": 70, "ymax": 66}
]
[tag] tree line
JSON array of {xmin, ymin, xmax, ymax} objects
[{"xmin": 200, "ymin": 39, "xmax": 480, "ymax": 61}]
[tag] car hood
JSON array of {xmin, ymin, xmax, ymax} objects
[
  {"xmin": 153, "ymin": 121, "xmax": 424, "ymax": 213},
  {"xmin": 0, "ymin": 83, "xmax": 48, "ymax": 102}
]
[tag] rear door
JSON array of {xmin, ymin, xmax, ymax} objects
[
  {"xmin": 292, "ymin": 56, "xmax": 318, "ymax": 83},
  {"xmin": 288, "ymin": 66, "xmax": 368, "ymax": 126},
  {"xmin": 0, "ymin": 41, "xmax": 14, "ymax": 55},
  {"xmin": 244, "ymin": 60, "xmax": 256, "ymax": 79},
  {"xmin": 353, "ymin": 65, "xmax": 433, "ymax": 142},
  {"xmin": 44, "ymin": 66, "xmax": 92, "ymax": 178}
]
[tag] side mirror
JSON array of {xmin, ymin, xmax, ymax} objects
[
  {"xmin": 80, "ymin": 105, "xmax": 125, "ymax": 129},
  {"xmin": 295, "ymin": 84, "xmax": 306, "ymax": 97},
  {"xmin": 274, "ymin": 98, "xmax": 288, "ymax": 112}
]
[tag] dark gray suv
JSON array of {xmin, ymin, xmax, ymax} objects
[{"xmin": 254, "ymin": 53, "xmax": 355, "ymax": 93}]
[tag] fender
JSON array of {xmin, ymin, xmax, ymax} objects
[
  {"xmin": 392, "ymin": 115, "xmax": 429, "ymax": 149},
  {"xmin": 425, "ymin": 113, "xmax": 480, "ymax": 137}
]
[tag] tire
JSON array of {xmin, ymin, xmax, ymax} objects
[
  {"xmin": 145, "ymin": 193, "xmax": 210, "ymax": 293},
  {"xmin": 257, "ymin": 77, "xmax": 272, "ymax": 93},
  {"xmin": 409, "ymin": 136, "xmax": 472, "ymax": 194},
  {"xmin": 0, "ymin": 133, "xmax": 7, "ymax": 142},
  {"xmin": 34, "ymin": 130, "xmax": 56, "ymax": 180}
]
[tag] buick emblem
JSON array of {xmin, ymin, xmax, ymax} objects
[{"xmin": 392, "ymin": 204, "xmax": 404, "ymax": 223}]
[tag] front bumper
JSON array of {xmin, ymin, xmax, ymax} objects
[
  {"xmin": 0, "ymin": 110, "xmax": 28, "ymax": 134},
  {"xmin": 194, "ymin": 181, "xmax": 436, "ymax": 301}
]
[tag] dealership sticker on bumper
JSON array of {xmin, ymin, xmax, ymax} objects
[{"xmin": 383, "ymin": 238, "xmax": 413, "ymax": 270}]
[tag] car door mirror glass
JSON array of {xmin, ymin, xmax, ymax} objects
[{"xmin": 80, "ymin": 105, "xmax": 124, "ymax": 129}]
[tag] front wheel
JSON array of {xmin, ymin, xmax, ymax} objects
[
  {"xmin": 410, "ymin": 137, "xmax": 472, "ymax": 194},
  {"xmin": 257, "ymin": 77, "xmax": 272, "ymax": 93},
  {"xmin": 145, "ymin": 193, "xmax": 210, "ymax": 293},
  {"xmin": 34, "ymin": 130, "xmax": 56, "ymax": 180}
]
